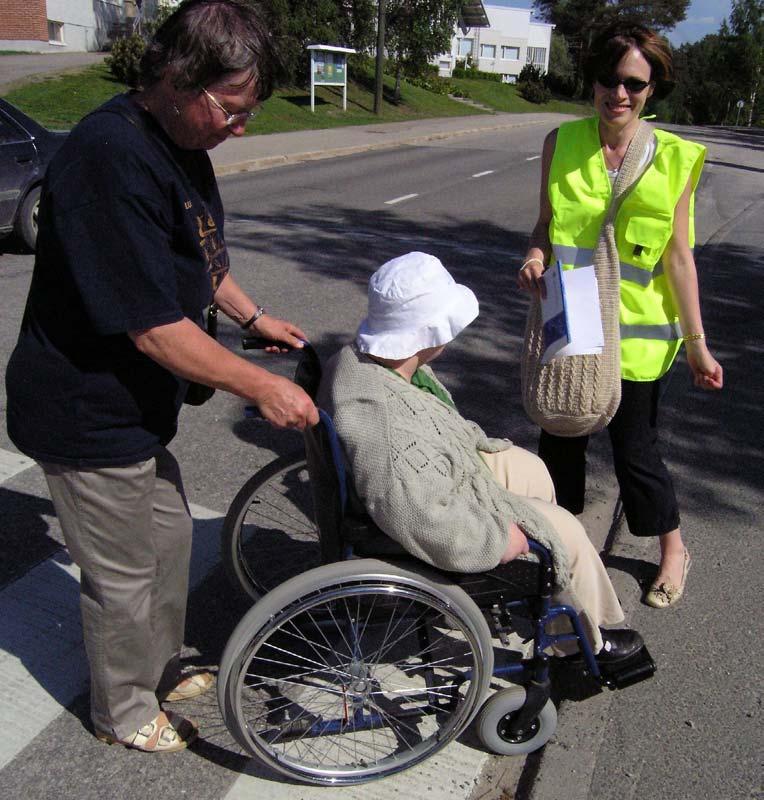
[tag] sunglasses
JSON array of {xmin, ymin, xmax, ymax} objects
[
  {"xmin": 201, "ymin": 87, "xmax": 258, "ymax": 127},
  {"xmin": 596, "ymin": 74, "xmax": 651, "ymax": 93}
]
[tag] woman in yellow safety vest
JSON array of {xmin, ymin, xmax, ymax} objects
[{"xmin": 518, "ymin": 23, "xmax": 723, "ymax": 609}]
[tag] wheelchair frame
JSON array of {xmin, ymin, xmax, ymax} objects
[{"xmin": 217, "ymin": 339, "xmax": 654, "ymax": 785}]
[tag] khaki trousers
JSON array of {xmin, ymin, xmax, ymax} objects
[
  {"xmin": 481, "ymin": 445, "xmax": 624, "ymax": 653},
  {"xmin": 42, "ymin": 447, "xmax": 193, "ymax": 739}
]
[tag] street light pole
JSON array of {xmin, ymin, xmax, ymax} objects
[{"xmin": 374, "ymin": 0, "xmax": 386, "ymax": 114}]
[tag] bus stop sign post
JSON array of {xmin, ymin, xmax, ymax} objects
[{"xmin": 307, "ymin": 45, "xmax": 357, "ymax": 113}]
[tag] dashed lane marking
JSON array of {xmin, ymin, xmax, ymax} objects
[
  {"xmin": 384, "ymin": 193, "xmax": 419, "ymax": 205},
  {"xmin": 471, "ymin": 170, "xmax": 495, "ymax": 178}
]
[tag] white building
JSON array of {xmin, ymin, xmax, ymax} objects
[
  {"xmin": 437, "ymin": 4, "xmax": 554, "ymax": 83},
  {"xmin": 0, "ymin": 0, "xmax": 164, "ymax": 53}
]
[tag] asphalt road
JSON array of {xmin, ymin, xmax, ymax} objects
[{"xmin": 0, "ymin": 123, "xmax": 762, "ymax": 799}]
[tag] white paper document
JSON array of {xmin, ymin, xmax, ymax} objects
[{"xmin": 540, "ymin": 264, "xmax": 604, "ymax": 363}]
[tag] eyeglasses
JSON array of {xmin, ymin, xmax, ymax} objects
[
  {"xmin": 201, "ymin": 87, "xmax": 258, "ymax": 127},
  {"xmin": 596, "ymin": 74, "xmax": 651, "ymax": 93}
]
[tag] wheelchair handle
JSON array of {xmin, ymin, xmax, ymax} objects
[
  {"xmin": 242, "ymin": 335, "xmax": 310, "ymax": 351},
  {"xmin": 241, "ymin": 337, "xmax": 322, "ymax": 416}
]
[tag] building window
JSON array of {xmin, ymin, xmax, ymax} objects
[
  {"xmin": 526, "ymin": 47, "xmax": 547, "ymax": 67},
  {"xmin": 501, "ymin": 74, "xmax": 517, "ymax": 84},
  {"xmin": 439, "ymin": 60, "xmax": 451, "ymax": 71},
  {"xmin": 48, "ymin": 20, "xmax": 65, "ymax": 43},
  {"xmin": 502, "ymin": 46, "xmax": 520, "ymax": 60},
  {"xmin": 458, "ymin": 38, "xmax": 473, "ymax": 57},
  {"xmin": 480, "ymin": 44, "xmax": 496, "ymax": 59}
]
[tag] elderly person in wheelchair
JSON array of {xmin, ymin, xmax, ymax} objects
[{"xmin": 318, "ymin": 251, "xmax": 642, "ymax": 664}]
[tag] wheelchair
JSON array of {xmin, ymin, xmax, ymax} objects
[{"xmin": 217, "ymin": 339, "xmax": 655, "ymax": 786}]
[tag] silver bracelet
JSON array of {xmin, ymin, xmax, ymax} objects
[{"xmin": 240, "ymin": 306, "xmax": 266, "ymax": 330}]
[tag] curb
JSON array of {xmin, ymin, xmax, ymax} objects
[{"xmin": 212, "ymin": 119, "xmax": 549, "ymax": 176}]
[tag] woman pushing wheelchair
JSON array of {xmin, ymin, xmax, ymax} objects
[{"xmin": 318, "ymin": 251, "xmax": 644, "ymax": 663}]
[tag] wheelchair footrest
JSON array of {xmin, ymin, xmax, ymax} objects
[{"xmin": 599, "ymin": 645, "xmax": 656, "ymax": 689}]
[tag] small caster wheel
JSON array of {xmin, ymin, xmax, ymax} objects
[{"xmin": 476, "ymin": 686, "xmax": 557, "ymax": 755}]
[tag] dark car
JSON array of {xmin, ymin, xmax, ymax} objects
[{"xmin": 0, "ymin": 98, "xmax": 67, "ymax": 250}]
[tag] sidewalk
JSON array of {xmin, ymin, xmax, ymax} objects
[{"xmin": 209, "ymin": 111, "xmax": 572, "ymax": 175}]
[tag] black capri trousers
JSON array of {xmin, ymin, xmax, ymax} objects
[{"xmin": 538, "ymin": 378, "xmax": 680, "ymax": 537}]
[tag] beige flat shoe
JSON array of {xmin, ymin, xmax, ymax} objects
[
  {"xmin": 160, "ymin": 671, "xmax": 214, "ymax": 702},
  {"xmin": 97, "ymin": 710, "xmax": 198, "ymax": 753},
  {"xmin": 645, "ymin": 549, "xmax": 691, "ymax": 608}
]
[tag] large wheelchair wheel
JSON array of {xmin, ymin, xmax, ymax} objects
[
  {"xmin": 218, "ymin": 559, "xmax": 494, "ymax": 785},
  {"xmin": 221, "ymin": 450, "xmax": 321, "ymax": 601},
  {"xmin": 476, "ymin": 686, "xmax": 557, "ymax": 756}
]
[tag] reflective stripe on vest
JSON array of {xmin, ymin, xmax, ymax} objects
[
  {"xmin": 620, "ymin": 321, "xmax": 682, "ymax": 341},
  {"xmin": 552, "ymin": 244, "xmax": 664, "ymax": 287}
]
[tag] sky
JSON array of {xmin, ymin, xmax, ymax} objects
[{"xmin": 485, "ymin": 1, "xmax": 734, "ymax": 45}]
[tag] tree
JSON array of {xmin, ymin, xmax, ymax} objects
[
  {"xmin": 728, "ymin": 0, "xmax": 763, "ymax": 125},
  {"xmin": 532, "ymin": 0, "xmax": 690, "ymax": 95},
  {"xmin": 384, "ymin": 0, "xmax": 463, "ymax": 100},
  {"xmin": 267, "ymin": 0, "xmax": 377, "ymax": 86},
  {"xmin": 546, "ymin": 30, "xmax": 576, "ymax": 95}
]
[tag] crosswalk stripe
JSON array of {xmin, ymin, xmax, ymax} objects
[
  {"xmin": 0, "ymin": 449, "xmax": 35, "ymax": 483},
  {"xmin": 224, "ymin": 746, "xmax": 489, "ymax": 799},
  {"xmin": 0, "ymin": 502, "xmax": 222, "ymax": 771}
]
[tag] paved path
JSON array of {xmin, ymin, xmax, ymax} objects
[{"xmin": 0, "ymin": 53, "xmax": 106, "ymax": 94}]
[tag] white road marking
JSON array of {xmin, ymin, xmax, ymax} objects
[
  {"xmin": 526, "ymin": 155, "xmax": 541, "ymax": 161},
  {"xmin": 0, "ymin": 502, "xmax": 222, "ymax": 770},
  {"xmin": 0, "ymin": 449, "xmax": 35, "ymax": 483},
  {"xmin": 224, "ymin": 746, "xmax": 489, "ymax": 799},
  {"xmin": 384, "ymin": 193, "xmax": 419, "ymax": 205},
  {"xmin": 471, "ymin": 170, "xmax": 495, "ymax": 178}
]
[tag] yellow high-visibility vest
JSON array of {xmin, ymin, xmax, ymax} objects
[{"xmin": 548, "ymin": 116, "xmax": 705, "ymax": 381}]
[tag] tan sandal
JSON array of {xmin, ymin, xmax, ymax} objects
[
  {"xmin": 160, "ymin": 671, "xmax": 214, "ymax": 702},
  {"xmin": 645, "ymin": 549, "xmax": 691, "ymax": 608},
  {"xmin": 96, "ymin": 710, "xmax": 198, "ymax": 753}
]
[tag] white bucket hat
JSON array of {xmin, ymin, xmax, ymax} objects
[{"xmin": 356, "ymin": 252, "xmax": 479, "ymax": 359}]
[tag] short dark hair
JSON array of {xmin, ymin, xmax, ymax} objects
[
  {"xmin": 139, "ymin": 0, "xmax": 284, "ymax": 99},
  {"xmin": 584, "ymin": 23, "xmax": 675, "ymax": 100}
]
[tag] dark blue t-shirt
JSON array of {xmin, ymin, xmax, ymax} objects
[{"xmin": 5, "ymin": 93, "xmax": 230, "ymax": 467}]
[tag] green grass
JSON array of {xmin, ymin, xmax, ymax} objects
[
  {"xmin": 4, "ymin": 64, "xmax": 128, "ymax": 128},
  {"xmin": 450, "ymin": 77, "xmax": 589, "ymax": 116},
  {"xmin": 4, "ymin": 65, "xmax": 484, "ymax": 132},
  {"xmin": 3, "ymin": 64, "xmax": 587, "ymax": 134},
  {"xmin": 253, "ymin": 74, "xmax": 485, "ymax": 134}
]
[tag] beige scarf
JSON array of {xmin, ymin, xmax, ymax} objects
[{"xmin": 521, "ymin": 120, "xmax": 655, "ymax": 437}]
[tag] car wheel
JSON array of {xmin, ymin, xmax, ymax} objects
[{"xmin": 16, "ymin": 185, "xmax": 41, "ymax": 251}]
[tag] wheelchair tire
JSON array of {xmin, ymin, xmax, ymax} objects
[
  {"xmin": 220, "ymin": 450, "xmax": 321, "ymax": 601},
  {"xmin": 218, "ymin": 558, "xmax": 494, "ymax": 785},
  {"xmin": 476, "ymin": 686, "xmax": 557, "ymax": 756}
]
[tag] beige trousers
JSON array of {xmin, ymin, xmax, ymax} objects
[
  {"xmin": 42, "ymin": 447, "xmax": 193, "ymax": 739},
  {"xmin": 481, "ymin": 445, "xmax": 624, "ymax": 653}
]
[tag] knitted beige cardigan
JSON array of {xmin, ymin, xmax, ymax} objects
[{"xmin": 318, "ymin": 345, "xmax": 570, "ymax": 588}]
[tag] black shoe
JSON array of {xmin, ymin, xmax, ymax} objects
[{"xmin": 596, "ymin": 628, "xmax": 644, "ymax": 663}]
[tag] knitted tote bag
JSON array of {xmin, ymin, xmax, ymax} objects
[{"xmin": 521, "ymin": 121, "xmax": 654, "ymax": 437}]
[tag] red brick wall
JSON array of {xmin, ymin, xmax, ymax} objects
[{"xmin": 0, "ymin": 0, "xmax": 48, "ymax": 41}]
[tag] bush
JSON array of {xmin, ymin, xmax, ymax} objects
[
  {"xmin": 517, "ymin": 64, "xmax": 551, "ymax": 104},
  {"xmin": 105, "ymin": 34, "xmax": 145, "ymax": 87},
  {"xmin": 451, "ymin": 66, "xmax": 502, "ymax": 82},
  {"xmin": 518, "ymin": 80, "xmax": 551, "ymax": 103},
  {"xmin": 408, "ymin": 75, "xmax": 454, "ymax": 95}
]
